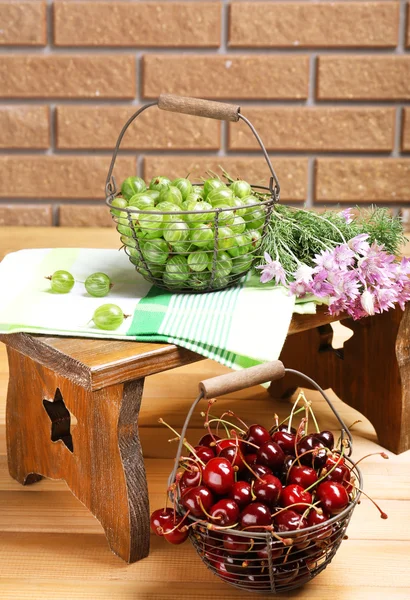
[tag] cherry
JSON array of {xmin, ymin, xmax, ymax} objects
[
  {"xmin": 229, "ymin": 481, "xmax": 252, "ymax": 508},
  {"xmin": 209, "ymin": 498, "xmax": 239, "ymax": 527},
  {"xmin": 297, "ymin": 434, "xmax": 327, "ymax": 469},
  {"xmin": 150, "ymin": 507, "xmax": 174, "ymax": 536},
  {"xmin": 307, "ymin": 509, "xmax": 332, "ymax": 539},
  {"xmin": 224, "ymin": 554, "xmax": 249, "ymax": 575},
  {"xmin": 274, "ymin": 509, "xmax": 308, "ymax": 533},
  {"xmin": 204, "ymin": 547, "xmax": 223, "ymax": 567},
  {"xmin": 181, "ymin": 485, "xmax": 214, "ymax": 518},
  {"xmin": 244, "ymin": 453, "xmax": 258, "ymax": 465},
  {"xmin": 162, "ymin": 515, "xmax": 189, "ymax": 545},
  {"xmin": 219, "ymin": 446, "xmax": 246, "ymax": 471},
  {"xmin": 257, "ymin": 441, "xmax": 285, "ymax": 472},
  {"xmin": 245, "ymin": 424, "xmax": 271, "ymax": 448},
  {"xmin": 216, "ymin": 439, "xmax": 241, "ymax": 453},
  {"xmin": 223, "ymin": 532, "xmax": 253, "ymax": 554},
  {"xmin": 199, "ymin": 433, "xmax": 220, "ymax": 448},
  {"xmin": 203, "ymin": 457, "xmax": 234, "ymax": 495},
  {"xmin": 198, "ymin": 526, "xmax": 223, "ymax": 550},
  {"xmin": 288, "ymin": 465, "xmax": 318, "ymax": 489},
  {"xmin": 240, "ymin": 502, "xmax": 271, "ymax": 531},
  {"xmin": 253, "ymin": 474, "xmax": 282, "ymax": 508},
  {"xmin": 316, "ymin": 481, "xmax": 349, "ymax": 514},
  {"xmin": 278, "ymin": 454, "xmax": 295, "ymax": 483},
  {"xmin": 179, "ymin": 465, "xmax": 202, "ymax": 490},
  {"xmin": 244, "ymin": 463, "xmax": 272, "ymax": 482},
  {"xmin": 324, "ymin": 455, "xmax": 351, "ymax": 489},
  {"xmin": 274, "ymin": 561, "xmax": 300, "ymax": 585},
  {"xmin": 256, "ymin": 542, "xmax": 284, "ymax": 561},
  {"xmin": 193, "ymin": 445, "xmax": 215, "ymax": 464},
  {"xmin": 214, "ymin": 559, "xmax": 236, "ymax": 581},
  {"xmin": 280, "ymin": 484, "xmax": 313, "ymax": 514},
  {"xmin": 313, "ymin": 430, "xmax": 334, "ymax": 450},
  {"xmin": 242, "ymin": 572, "xmax": 271, "ymax": 589},
  {"xmin": 271, "ymin": 430, "xmax": 296, "ymax": 455}
]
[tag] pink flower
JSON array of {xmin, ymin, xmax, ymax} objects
[
  {"xmin": 360, "ymin": 290, "xmax": 375, "ymax": 316},
  {"xmin": 314, "ymin": 249, "xmax": 337, "ymax": 271},
  {"xmin": 294, "ymin": 263, "xmax": 314, "ymax": 282},
  {"xmin": 289, "ymin": 279, "xmax": 313, "ymax": 298},
  {"xmin": 310, "ymin": 269, "xmax": 334, "ymax": 297},
  {"xmin": 339, "ymin": 208, "xmax": 354, "ymax": 224},
  {"xmin": 348, "ymin": 233, "xmax": 370, "ymax": 255},
  {"xmin": 256, "ymin": 252, "xmax": 287, "ymax": 285},
  {"xmin": 333, "ymin": 244, "xmax": 355, "ymax": 268}
]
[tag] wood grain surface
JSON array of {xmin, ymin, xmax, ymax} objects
[{"xmin": 0, "ymin": 227, "xmax": 410, "ymax": 599}]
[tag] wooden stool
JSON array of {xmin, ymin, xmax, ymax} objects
[{"xmin": 1, "ymin": 304, "xmax": 409, "ymax": 563}]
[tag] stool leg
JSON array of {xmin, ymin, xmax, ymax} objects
[
  {"xmin": 269, "ymin": 306, "xmax": 410, "ymax": 454},
  {"xmin": 5, "ymin": 347, "xmax": 149, "ymax": 562}
]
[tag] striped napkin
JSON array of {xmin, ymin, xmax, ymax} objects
[{"xmin": 0, "ymin": 249, "xmax": 316, "ymax": 370}]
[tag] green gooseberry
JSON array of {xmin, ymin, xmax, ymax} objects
[
  {"xmin": 189, "ymin": 223, "xmax": 215, "ymax": 248},
  {"xmin": 227, "ymin": 232, "xmax": 252, "ymax": 258},
  {"xmin": 142, "ymin": 238, "xmax": 169, "ymax": 265},
  {"xmin": 189, "ymin": 271, "xmax": 211, "ymax": 290},
  {"xmin": 244, "ymin": 207, "xmax": 266, "ymax": 231},
  {"xmin": 121, "ymin": 176, "xmax": 146, "ymax": 200},
  {"xmin": 207, "ymin": 187, "xmax": 234, "ymax": 206},
  {"xmin": 172, "ymin": 177, "xmax": 193, "ymax": 201},
  {"xmin": 110, "ymin": 196, "xmax": 128, "ymax": 217},
  {"xmin": 231, "ymin": 253, "xmax": 254, "ymax": 275},
  {"xmin": 230, "ymin": 180, "xmax": 252, "ymax": 199},
  {"xmin": 184, "ymin": 200, "xmax": 214, "ymax": 224},
  {"xmin": 187, "ymin": 251, "xmax": 209, "ymax": 272},
  {"xmin": 165, "ymin": 255, "xmax": 190, "ymax": 282},
  {"xmin": 203, "ymin": 178, "xmax": 226, "ymax": 198},
  {"xmin": 209, "ymin": 251, "xmax": 232, "ymax": 278},
  {"xmin": 149, "ymin": 176, "xmax": 172, "ymax": 192},
  {"xmin": 216, "ymin": 226, "xmax": 235, "ymax": 251},
  {"xmin": 128, "ymin": 193, "xmax": 155, "ymax": 209},
  {"xmin": 230, "ymin": 215, "xmax": 246, "ymax": 234},
  {"xmin": 163, "ymin": 221, "xmax": 190, "ymax": 244},
  {"xmin": 159, "ymin": 185, "xmax": 183, "ymax": 207}
]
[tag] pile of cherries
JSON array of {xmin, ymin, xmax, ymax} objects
[{"xmin": 150, "ymin": 398, "xmax": 387, "ymax": 591}]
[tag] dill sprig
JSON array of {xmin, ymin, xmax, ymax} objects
[{"xmin": 258, "ymin": 205, "xmax": 406, "ymax": 280}]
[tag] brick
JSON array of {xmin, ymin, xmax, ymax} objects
[
  {"xmin": 59, "ymin": 205, "xmax": 115, "ymax": 227},
  {"xmin": 229, "ymin": 2, "xmax": 399, "ymax": 48},
  {"xmin": 0, "ymin": 204, "xmax": 52, "ymax": 226},
  {"xmin": 229, "ymin": 107, "xmax": 394, "ymax": 152},
  {"xmin": 56, "ymin": 106, "xmax": 220, "ymax": 150},
  {"xmin": 407, "ymin": 2, "xmax": 410, "ymax": 47},
  {"xmin": 0, "ymin": 106, "xmax": 49, "ymax": 149},
  {"xmin": 315, "ymin": 159, "xmax": 410, "ymax": 203},
  {"xmin": 0, "ymin": 56, "xmax": 135, "ymax": 99},
  {"xmin": 402, "ymin": 108, "xmax": 410, "ymax": 152},
  {"xmin": 54, "ymin": 2, "xmax": 221, "ymax": 47},
  {"xmin": 144, "ymin": 157, "xmax": 308, "ymax": 202},
  {"xmin": 0, "ymin": 157, "xmax": 135, "ymax": 199},
  {"xmin": 0, "ymin": 1, "xmax": 46, "ymax": 46},
  {"xmin": 143, "ymin": 55, "xmax": 309, "ymax": 99},
  {"xmin": 317, "ymin": 56, "xmax": 410, "ymax": 100}
]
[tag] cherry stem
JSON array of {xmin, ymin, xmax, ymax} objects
[
  {"xmin": 347, "ymin": 419, "xmax": 362, "ymax": 430},
  {"xmin": 213, "ymin": 436, "xmax": 259, "ymax": 450},
  {"xmin": 307, "ymin": 402, "xmax": 320, "ymax": 434},
  {"xmin": 288, "ymin": 390, "xmax": 308, "ymax": 433},
  {"xmin": 206, "ymin": 417, "xmax": 245, "ymax": 435},
  {"xmin": 270, "ymin": 407, "xmax": 305, "ymax": 434},
  {"xmin": 208, "ymin": 522, "xmax": 240, "ymax": 531},
  {"xmin": 286, "ymin": 446, "xmax": 329, "ymax": 484},
  {"xmin": 161, "ymin": 509, "xmax": 191, "ymax": 536},
  {"xmin": 347, "ymin": 452, "xmax": 389, "ymax": 474},
  {"xmin": 241, "ymin": 453, "xmax": 263, "ymax": 482},
  {"xmin": 250, "ymin": 479, "xmax": 257, "ymax": 501},
  {"xmin": 304, "ymin": 446, "xmax": 345, "ymax": 493},
  {"xmin": 198, "ymin": 497, "xmax": 221, "ymax": 521},
  {"xmin": 352, "ymin": 484, "xmax": 388, "ymax": 519},
  {"xmin": 158, "ymin": 418, "xmax": 206, "ymax": 467},
  {"xmin": 223, "ymin": 410, "xmax": 249, "ymax": 431},
  {"xmin": 294, "ymin": 417, "xmax": 308, "ymax": 466},
  {"xmin": 204, "ymin": 399, "xmax": 219, "ymax": 444},
  {"xmin": 273, "ymin": 413, "xmax": 279, "ymax": 429},
  {"xmin": 272, "ymin": 502, "xmax": 322, "ymax": 519}
]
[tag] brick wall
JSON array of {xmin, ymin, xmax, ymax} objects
[{"xmin": 0, "ymin": 0, "xmax": 409, "ymax": 227}]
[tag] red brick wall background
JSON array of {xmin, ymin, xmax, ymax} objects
[{"xmin": 0, "ymin": 1, "xmax": 410, "ymax": 226}]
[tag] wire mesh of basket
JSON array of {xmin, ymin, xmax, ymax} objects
[
  {"xmin": 167, "ymin": 361, "xmax": 362, "ymax": 594},
  {"xmin": 105, "ymin": 94, "xmax": 280, "ymax": 293}
]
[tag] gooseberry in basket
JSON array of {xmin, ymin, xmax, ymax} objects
[
  {"xmin": 172, "ymin": 177, "xmax": 193, "ymax": 200},
  {"xmin": 121, "ymin": 176, "xmax": 146, "ymax": 200},
  {"xmin": 149, "ymin": 176, "xmax": 172, "ymax": 192}
]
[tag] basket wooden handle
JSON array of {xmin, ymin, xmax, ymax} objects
[
  {"xmin": 199, "ymin": 361, "xmax": 285, "ymax": 398},
  {"xmin": 158, "ymin": 93, "xmax": 240, "ymax": 122}
]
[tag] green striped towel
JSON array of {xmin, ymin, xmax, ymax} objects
[{"xmin": 0, "ymin": 249, "xmax": 317, "ymax": 370}]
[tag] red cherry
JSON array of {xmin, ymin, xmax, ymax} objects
[
  {"xmin": 198, "ymin": 433, "xmax": 220, "ymax": 448},
  {"xmin": 214, "ymin": 559, "xmax": 236, "ymax": 581},
  {"xmin": 317, "ymin": 481, "xmax": 349, "ymax": 514},
  {"xmin": 274, "ymin": 509, "xmax": 308, "ymax": 533},
  {"xmin": 223, "ymin": 532, "xmax": 253, "ymax": 554},
  {"xmin": 216, "ymin": 439, "xmax": 237, "ymax": 453},
  {"xmin": 280, "ymin": 484, "xmax": 313, "ymax": 514},
  {"xmin": 204, "ymin": 547, "xmax": 223, "ymax": 567},
  {"xmin": 228, "ymin": 481, "xmax": 252, "ymax": 508},
  {"xmin": 162, "ymin": 515, "xmax": 189, "ymax": 545},
  {"xmin": 307, "ymin": 509, "xmax": 332, "ymax": 539},
  {"xmin": 179, "ymin": 465, "xmax": 202, "ymax": 490},
  {"xmin": 244, "ymin": 453, "xmax": 258, "ymax": 465},
  {"xmin": 277, "ymin": 424, "xmax": 296, "ymax": 434},
  {"xmin": 297, "ymin": 434, "xmax": 328, "ymax": 469},
  {"xmin": 244, "ymin": 463, "xmax": 272, "ymax": 483},
  {"xmin": 219, "ymin": 446, "xmax": 246, "ymax": 471},
  {"xmin": 181, "ymin": 485, "xmax": 214, "ymax": 518},
  {"xmin": 245, "ymin": 424, "xmax": 271, "ymax": 448},
  {"xmin": 224, "ymin": 554, "xmax": 249, "ymax": 575},
  {"xmin": 192, "ymin": 445, "xmax": 215, "ymax": 464},
  {"xmin": 256, "ymin": 542, "xmax": 284, "ymax": 561},
  {"xmin": 150, "ymin": 508, "xmax": 173, "ymax": 536},
  {"xmin": 313, "ymin": 430, "xmax": 334, "ymax": 450},
  {"xmin": 203, "ymin": 457, "xmax": 234, "ymax": 495},
  {"xmin": 278, "ymin": 454, "xmax": 295, "ymax": 484},
  {"xmin": 288, "ymin": 465, "xmax": 318, "ymax": 489},
  {"xmin": 271, "ymin": 430, "xmax": 296, "ymax": 455},
  {"xmin": 240, "ymin": 502, "xmax": 271, "ymax": 531},
  {"xmin": 257, "ymin": 441, "xmax": 285, "ymax": 471},
  {"xmin": 209, "ymin": 499, "xmax": 239, "ymax": 527},
  {"xmin": 253, "ymin": 474, "xmax": 282, "ymax": 508}
]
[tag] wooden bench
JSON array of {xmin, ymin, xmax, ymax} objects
[{"xmin": 1, "ymin": 304, "xmax": 409, "ymax": 564}]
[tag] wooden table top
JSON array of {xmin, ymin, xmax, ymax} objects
[{"xmin": 0, "ymin": 227, "xmax": 341, "ymax": 389}]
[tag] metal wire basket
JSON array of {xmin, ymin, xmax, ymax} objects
[
  {"xmin": 105, "ymin": 94, "xmax": 280, "ymax": 293},
  {"xmin": 168, "ymin": 360, "xmax": 362, "ymax": 594}
]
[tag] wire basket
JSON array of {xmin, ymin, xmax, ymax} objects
[
  {"xmin": 168, "ymin": 361, "xmax": 362, "ymax": 594},
  {"xmin": 105, "ymin": 94, "xmax": 280, "ymax": 293}
]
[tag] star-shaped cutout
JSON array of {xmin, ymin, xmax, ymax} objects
[{"xmin": 43, "ymin": 388, "xmax": 74, "ymax": 452}]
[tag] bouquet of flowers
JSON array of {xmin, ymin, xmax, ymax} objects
[{"xmin": 256, "ymin": 206, "xmax": 410, "ymax": 320}]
